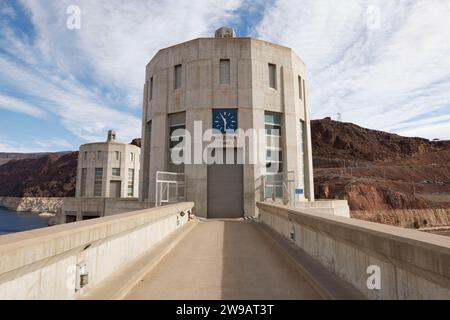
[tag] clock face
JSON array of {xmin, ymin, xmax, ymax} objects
[{"xmin": 212, "ymin": 109, "xmax": 238, "ymax": 133}]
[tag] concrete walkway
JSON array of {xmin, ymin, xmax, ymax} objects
[{"xmin": 125, "ymin": 220, "xmax": 322, "ymax": 300}]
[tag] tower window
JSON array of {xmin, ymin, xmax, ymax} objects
[
  {"xmin": 299, "ymin": 119, "xmax": 305, "ymax": 192},
  {"xmin": 80, "ymin": 168, "xmax": 87, "ymax": 197},
  {"xmin": 219, "ymin": 59, "xmax": 230, "ymax": 85},
  {"xmin": 128, "ymin": 169, "xmax": 135, "ymax": 197},
  {"xmin": 94, "ymin": 168, "xmax": 103, "ymax": 197},
  {"xmin": 174, "ymin": 64, "xmax": 182, "ymax": 89},
  {"xmin": 149, "ymin": 77, "xmax": 154, "ymax": 100},
  {"xmin": 268, "ymin": 63, "xmax": 277, "ymax": 89},
  {"xmin": 298, "ymin": 75, "xmax": 303, "ymax": 100},
  {"xmin": 112, "ymin": 168, "xmax": 121, "ymax": 176},
  {"xmin": 168, "ymin": 112, "xmax": 186, "ymax": 173}
]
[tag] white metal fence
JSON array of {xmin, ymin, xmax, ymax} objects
[
  {"xmin": 155, "ymin": 171, "xmax": 186, "ymax": 207},
  {"xmin": 262, "ymin": 171, "xmax": 296, "ymax": 206}
]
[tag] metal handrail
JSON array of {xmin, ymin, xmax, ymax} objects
[
  {"xmin": 155, "ymin": 171, "xmax": 186, "ymax": 207},
  {"xmin": 262, "ymin": 171, "xmax": 295, "ymax": 205}
]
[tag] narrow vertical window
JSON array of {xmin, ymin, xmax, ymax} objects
[
  {"xmin": 298, "ymin": 75, "xmax": 303, "ymax": 100},
  {"xmin": 128, "ymin": 169, "xmax": 135, "ymax": 197},
  {"xmin": 115, "ymin": 151, "xmax": 120, "ymax": 161},
  {"xmin": 80, "ymin": 168, "xmax": 87, "ymax": 196},
  {"xmin": 265, "ymin": 112, "xmax": 283, "ymax": 199},
  {"xmin": 299, "ymin": 119, "xmax": 305, "ymax": 192},
  {"xmin": 94, "ymin": 168, "xmax": 103, "ymax": 197},
  {"xmin": 97, "ymin": 151, "xmax": 101, "ymax": 160},
  {"xmin": 303, "ymin": 79, "xmax": 306, "ymax": 100},
  {"xmin": 143, "ymin": 121, "xmax": 152, "ymax": 199},
  {"xmin": 219, "ymin": 59, "xmax": 230, "ymax": 84},
  {"xmin": 174, "ymin": 64, "xmax": 182, "ymax": 89},
  {"xmin": 168, "ymin": 112, "xmax": 186, "ymax": 173},
  {"xmin": 149, "ymin": 77, "xmax": 154, "ymax": 100},
  {"xmin": 268, "ymin": 63, "xmax": 277, "ymax": 89},
  {"xmin": 83, "ymin": 152, "xmax": 87, "ymax": 161}
]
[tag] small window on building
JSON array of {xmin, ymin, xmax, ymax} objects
[
  {"xmin": 149, "ymin": 77, "xmax": 153, "ymax": 100},
  {"xmin": 80, "ymin": 168, "xmax": 87, "ymax": 197},
  {"xmin": 174, "ymin": 64, "xmax": 182, "ymax": 89},
  {"xmin": 303, "ymin": 79, "xmax": 306, "ymax": 99},
  {"xmin": 94, "ymin": 168, "xmax": 103, "ymax": 197},
  {"xmin": 97, "ymin": 151, "xmax": 101, "ymax": 160},
  {"xmin": 130, "ymin": 152, "xmax": 134, "ymax": 162},
  {"xmin": 268, "ymin": 63, "xmax": 277, "ymax": 89},
  {"xmin": 112, "ymin": 168, "xmax": 120, "ymax": 176},
  {"xmin": 298, "ymin": 75, "xmax": 303, "ymax": 100},
  {"xmin": 168, "ymin": 112, "xmax": 186, "ymax": 173},
  {"xmin": 115, "ymin": 151, "xmax": 120, "ymax": 161},
  {"xmin": 128, "ymin": 169, "xmax": 135, "ymax": 197},
  {"xmin": 84, "ymin": 152, "xmax": 87, "ymax": 161},
  {"xmin": 299, "ymin": 119, "xmax": 305, "ymax": 190},
  {"xmin": 219, "ymin": 59, "xmax": 230, "ymax": 85},
  {"xmin": 265, "ymin": 112, "xmax": 283, "ymax": 174}
]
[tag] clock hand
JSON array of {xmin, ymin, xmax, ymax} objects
[{"xmin": 220, "ymin": 114, "xmax": 227, "ymax": 129}]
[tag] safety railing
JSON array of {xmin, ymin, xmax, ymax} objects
[
  {"xmin": 155, "ymin": 171, "xmax": 186, "ymax": 207},
  {"xmin": 262, "ymin": 171, "xmax": 295, "ymax": 206}
]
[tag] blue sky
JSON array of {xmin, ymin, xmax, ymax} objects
[{"xmin": 0, "ymin": 0, "xmax": 449, "ymax": 152}]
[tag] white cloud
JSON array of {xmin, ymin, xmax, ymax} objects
[
  {"xmin": 33, "ymin": 138, "xmax": 73, "ymax": 150},
  {"xmin": 0, "ymin": 133, "xmax": 66, "ymax": 153},
  {"xmin": 3, "ymin": 0, "xmax": 449, "ymax": 146},
  {"xmin": 0, "ymin": 94, "xmax": 47, "ymax": 119},
  {"xmin": 256, "ymin": 0, "xmax": 450, "ymax": 140},
  {"xmin": 0, "ymin": 0, "xmax": 241, "ymax": 144}
]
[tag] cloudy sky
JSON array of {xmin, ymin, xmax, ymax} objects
[{"xmin": 0, "ymin": 0, "xmax": 449, "ymax": 152}]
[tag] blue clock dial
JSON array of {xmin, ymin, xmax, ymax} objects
[{"xmin": 212, "ymin": 109, "xmax": 238, "ymax": 133}]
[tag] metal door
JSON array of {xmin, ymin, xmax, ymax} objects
[
  {"xmin": 110, "ymin": 181, "xmax": 121, "ymax": 198},
  {"xmin": 207, "ymin": 148, "xmax": 244, "ymax": 218}
]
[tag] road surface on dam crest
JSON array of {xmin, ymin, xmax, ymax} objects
[{"xmin": 125, "ymin": 219, "xmax": 322, "ymax": 300}]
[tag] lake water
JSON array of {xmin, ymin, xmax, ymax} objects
[{"xmin": 0, "ymin": 206, "xmax": 49, "ymax": 236}]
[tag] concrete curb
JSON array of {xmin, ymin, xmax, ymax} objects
[{"xmin": 81, "ymin": 219, "xmax": 199, "ymax": 300}]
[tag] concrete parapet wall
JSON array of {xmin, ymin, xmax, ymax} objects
[
  {"xmin": 62, "ymin": 197, "xmax": 155, "ymax": 222},
  {"xmin": 262, "ymin": 200, "xmax": 350, "ymax": 218},
  {"xmin": 257, "ymin": 202, "xmax": 450, "ymax": 299},
  {"xmin": 0, "ymin": 202, "xmax": 194, "ymax": 299},
  {"xmin": 295, "ymin": 200, "xmax": 350, "ymax": 218}
]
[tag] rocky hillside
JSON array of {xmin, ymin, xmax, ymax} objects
[
  {"xmin": 0, "ymin": 152, "xmax": 54, "ymax": 166},
  {"xmin": 312, "ymin": 118, "xmax": 450, "ymax": 211},
  {"xmin": 0, "ymin": 152, "xmax": 78, "ymax": 197}
]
